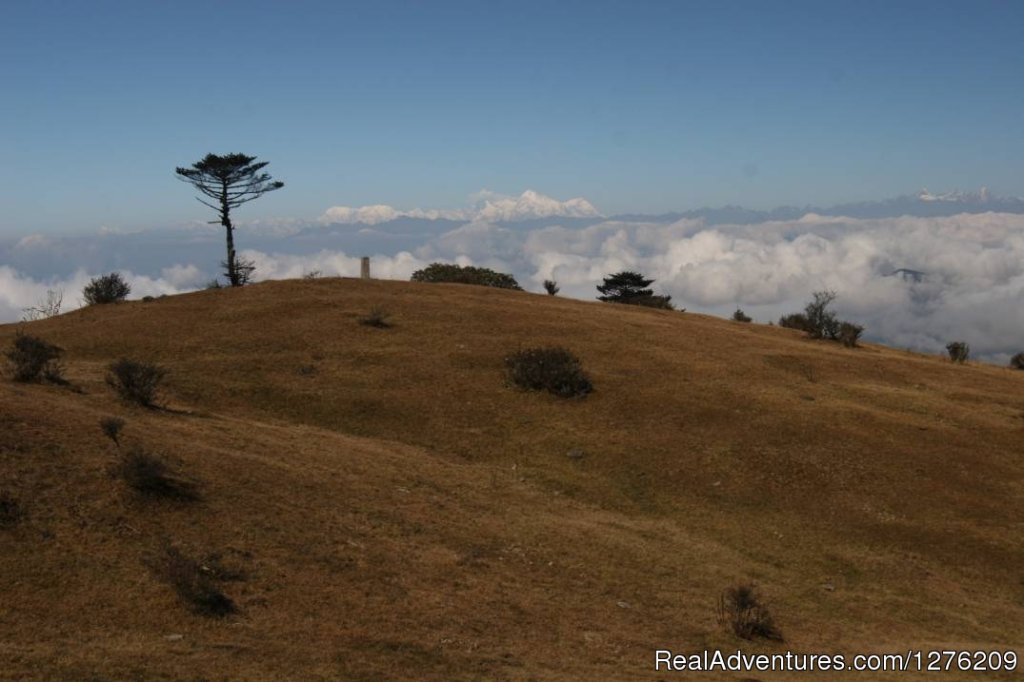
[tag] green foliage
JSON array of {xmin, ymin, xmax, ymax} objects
[
  {"xmin": 732, "ymin": 308, "xmax": 752, "ymax": 322},
  {"xmin": 717, "ymin": 584, "xmax": 783, "ymax": 642},
  {"xmin": 106, "ymin": 359, "xmax": 167, "ymax": 408},
  {"xmin": 597, "ymin": 271, "xmax": 673, "ymax": 309},
  {"xmin": 83, "ymin": 272, "xmax": 131, "ymax": 305},
  {"xmin": 4, "ymin": 332, "xmax": 65, "ymax": 383},
  {"xmin": 946, "ymin": 341, "xmax": 970, "ymax": 364},
  {"xmin": 505, "ymin": 347, "xmax": 593, "ymax": 398},
  {"xmin": 410, "ymin": 263, "xmax": 523, "ymax": 290}
]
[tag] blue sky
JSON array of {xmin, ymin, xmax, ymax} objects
[{"xmin": 2, "ymin": 0, "xmax": 1023, "ymax": 234}]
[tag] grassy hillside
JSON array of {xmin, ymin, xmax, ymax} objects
[{"xmin": 1, "ymin": 278, "xmax": 1022, "ymax": 680}]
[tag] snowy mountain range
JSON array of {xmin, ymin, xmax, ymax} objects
[{"xmin": 317, "ymin": 187, "xmax": 1024, "ymax": 229}]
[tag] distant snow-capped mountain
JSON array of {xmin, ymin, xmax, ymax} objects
[{"xmin": 319, "ymin": 190, "xmax": 601, "ymax": 226}]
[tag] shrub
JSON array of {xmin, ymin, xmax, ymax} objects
[
  {"xmin": 106, "ymin": 359, "xmax": 166, "ymax": 407},
  {"xmin": 303, "ymin": 270, "xmax": 322, "ymax": 280},
  {"xmin": 99, "ymin": 416, "xmax": 126, "ymax": 446},
  {"xmin": 838, "ymin": 322, "xmax": 864, "ymax": 348},
  {"xmin": 804, "ymin": 290, "xmax": 840, "ymax": 340},
  {"xmin": 0, "ymin": 491, "xmax": 24, "ymax": 527},
  {"xmin": 505, "ymin": 347, "xmax": 593, "ymax": 398},
  {"xmin": 543, "ymin": 279, "xmax": 560, "ymax": 296},
  {"xmin": 205, "ymin": 278, "xmax": 223, "ymax": 290},
  {"xmin": 4, "ymin": 332, "xmax": 65, "ymax": 383},
  {"xmin": 946, "ymin": 341, "xmax": 969, "ymax": 364},
  {"xmin": 359, "ymin": 306, "xmax": 392, "ymax": 328},
  {"xmin": 717, "ymin": 584, "xmax": 783, "ymax": 641},
  {"xmin": 83, "ymin": 272, "xmax": 131, "ymax": 305},
  {"xmin": 411, "ymin": 263, "xmax": 523, "ymax": 290},
  {"xmin": 778, "ymin": 313, "xmax": 812, "ymax": 332},
  {"xmin": 149, "ymin": 544, "xmax": 236, "ymax": 617},
  {"xmin": 732, "ymin": 308, "xmax": 752, "ymax": 323},
  {"xmin": 116, "ymin": 446, "xmax": 198, "ymax": 500},
  {"xmin": 1009, "ymin": 352, "xmax": 1024, "ymax": 370}
]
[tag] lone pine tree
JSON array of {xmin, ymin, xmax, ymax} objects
[
  {"xmin": 175, "ymin": 153, "xmax": 284, "ymax": 286},
  {"xmin": 596, "ymin": 271, "xmax": 673, "ymax": 309}
]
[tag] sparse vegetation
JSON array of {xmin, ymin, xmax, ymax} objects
[
  {"xmin": 0, "ymin": 491, "xmax": 25, "ymax": 528},
  {"xmin": 543, "ymin": 279, "xmax": 559, "ymax": 296},
  {"xmin": 83, "ymin": 272, "xmax": 131, "ymax": 305},
  {"xmin": 303, "ymin": 270, "xmax": 322, "ymax": 279},
  {"xmin": 99, "ymin": 416, "xmax": 126, "ymax": 446},
  {"xmin": 410, "ymin": 263, "xmax": 523, "ymax": 290},
  {"xmin": 116, "ymin": 446, "xmax": 198, "ymax": 500},
  {"xmin": 780, "ymin": 291, "xmax": 864, "ymax": 348},
  {"xmin": 946, "ymin": 341, "xmax": 970, "ymax": 364},
  {"xmin": 4, "ymin": 332, "xmax": 65, "ymax": 383},
  {"xmin": 838, "ymin": 321, "xmax": 864, "ymax": 348},
  {"xmin": 359, "ymin": 306, "xmax": 392, "ymax": 328},
  {"xmin": 149, "ymin": 544, "xmax": 236, "ymax": 617},
  {"xmin": 505, "ymin": 347, "xmax": 593, "ymax": 398},
  {"xmin": 778, "ymin": 312, "xmax": 812, "ymax": 332},
  {"xmin": 106, "ymin": 359, "xmax": 166, "ymax": 408},
  {"xmin": 205, "ymin": 278, "xmax": 223, "ymax": 290},
  {"xmin": 21, "ymin": 289, "xmax": 63, "ymax": 321},
  {"xmin": 803, "ymin": 290, "xmax": 840, "ymax": 340},
  {"xmin": 597, "ymin": 271, "xmax": 673, "ymax": 309},
  {"xmin": 732, "ymin": 308, "xmax": 752, "ymax": 322},
  {"xmin": 717, "ymin": 583, "xmax": 783, "ymax": 641},
  {"xmin": 1010, "ymin": 352, "xmax": 1024, "ymax": 370}
]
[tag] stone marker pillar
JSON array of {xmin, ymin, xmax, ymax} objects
[{"xmin": 360, "ymin": 257, "xmax": 371, "ymax": 279}]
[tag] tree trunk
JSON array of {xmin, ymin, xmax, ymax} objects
[{"xmin": 220, "ymin": 182, "xmax": 239, "ymax": 286}]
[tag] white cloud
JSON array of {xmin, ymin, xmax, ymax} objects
[{"xmin": 4, "ymin": 208, "xmax": 1023, "ymax": 363}]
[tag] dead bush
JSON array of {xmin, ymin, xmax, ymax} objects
[
  {"xmin": 717, "ymin": 583, "xmax": 783, "ymax": 642},
  {"xmin": 838, "ymin": 322, "xmax": 864, "ymax": 348},
  {"xmin": 0, "ymin": 491, "xmax": 24, "ymax": 528},
  {"xmin": 5, "ymin": 332, "xmax": 65, "ymax": 383},
  {"xmin": 99, "ymin": 416, "xmax": 126, "ymax": 446},
  {"xmin": 107, "ymin": 358, "xmax": 166, "ymax": 407},
  {"xmin": 359, "ymin": 306, "xmax": 392, "ymax": 328},
  {"xmin": 149, "ymin": 544, "xmax": 236, "ymax": 617},
  {"xmin": 116, "ymin": 447, "xmax": 198, "ymax": 501}
]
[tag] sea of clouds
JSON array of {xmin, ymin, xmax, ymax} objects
[{"xmin": 2, "ymin": 204, "xmax": 1022, "ymax": 363}]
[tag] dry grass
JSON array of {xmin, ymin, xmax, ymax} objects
[{"xmin": 0, "ymin": 277, "xmax": 1022, "ymax": 680}]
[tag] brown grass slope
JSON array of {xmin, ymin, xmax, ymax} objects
[{"xmin": 1, "ymin": 277, "xmax": 1022, "ymax": 680}]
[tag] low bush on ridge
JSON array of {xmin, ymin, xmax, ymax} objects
[
  {"xmin": 83, "ymin": 272, "xmax": 131, "ymax": 305},
  {"xmin": 411, "ymin": 263, "xmax": 523, "ymax": 290},
  {"xmin": 779, "ymin": 291, "xmax": 864, "ymax": 348}
]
